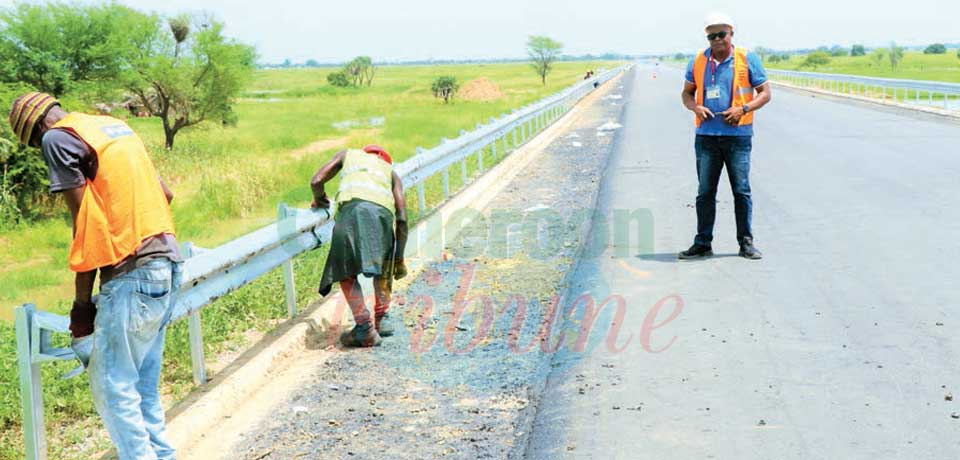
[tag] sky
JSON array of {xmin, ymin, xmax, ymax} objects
[{"xmin": 5, "ymin": 0, "xmax": 959, "ymax": 63}]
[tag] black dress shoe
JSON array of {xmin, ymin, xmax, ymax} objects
[
  {"xmin": 678, "ymin": 244, "xmax": 713, "ymax": 260},
  {"xmin": 739, "ymin": 237, "xmax": 763, "ymax": 260}
]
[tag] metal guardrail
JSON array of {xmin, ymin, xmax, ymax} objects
[
  {"xmin": 13, "ymin": 64, "xmax": 628, "ymax": 460},
  {"xmin": 397, "ymin": 66, "xmax": 625, "ymax": 214},
  {"xmin": 767, "ymin": 69, "xmax": 960, "ymax": 111}
]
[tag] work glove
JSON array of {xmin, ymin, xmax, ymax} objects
[
  {"xmin": 69, "ymin": 299, "xmax": 96, "ymax": 338},
  {"xmin": 69, "ymin": 299, "xmax": 97, "ymax": 371}
]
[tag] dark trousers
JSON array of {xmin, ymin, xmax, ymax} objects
[{"xmin": 693, "ymin": 135, "xmax": 753, "ymax": 246}]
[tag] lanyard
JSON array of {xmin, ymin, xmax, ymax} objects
[{"xmin": 708, "ymin": 45, "xmax": 734, "ymax": 85}]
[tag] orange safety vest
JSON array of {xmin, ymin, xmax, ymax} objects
[
  {"xmin": 52, "ymin": 113, "xmax": 176, "ymax": 272},
  {"xmin": 693, "ymin": 47, "xmax": 755, "ymax": 127}
]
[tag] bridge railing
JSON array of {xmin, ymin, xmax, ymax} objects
[
  {"xmin": 13, "ymin": 63, "xmax": 628, "ymax": 460},
  {"xmin": 767, "ymin": 69, "xmax": 960, "ymax": 111}
]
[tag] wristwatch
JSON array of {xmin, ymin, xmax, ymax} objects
[{"xmin": 742, "ymin": 105, "xmax": 751, "ymax": 114}]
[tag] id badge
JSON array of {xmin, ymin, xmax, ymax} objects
[{"xmin": 705, "ymin": 85, "xmax": 721, "ymax": 100}]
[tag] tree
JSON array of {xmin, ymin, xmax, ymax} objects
[
  {"xmin": 888, "ymin": 42, "xmax": 904, "ymax": 70},
  {"xmin": 800, "ymin": 51, "xmax": 831, "ymax": 70},
  {"xmin": 871, "ymin": 48, "xmax": 887, "ymax": 67},
  {"xmin": 829, "ymin": 45, "xmax": 848, "ymax": 57},
  {"xmin": 338, "ymin": 56, "xmax": 375, "ymax": 87},
  {"xmin": 326, "ymin": 71, "xmax": 349, "ymax": 87},
  {"xmin": 851, "ymin": 45, "xmax": 866, "ymax": 56},
  {"xmin": 673, "ymin": 52, "xmax": 686, "ymax": 61},
  {"xmin": 119, "ymin": 15, "xmax": 256, "ymax": 149},
  {"xmin": 305, "ymin": 59, "xmax": 319, "ymax": 67},
  {"xmin": 431, "ymin": 76, "xmax": 458, "ymax": 103},
  {"xmin": 780, "ymin": 53, "xmax": 791, "ymax": 62},
  {"xmin": 1, "ymin": 82, "xmax": 50, "ymax": 220},
  {"xmin": 527, "ymin": 36, "xmax": 563, "ymax": 85},
  {"xmin": 754, "ymin": 46, "xmax": 772, "ymax": 61},
  {"xmin": 768, "ymin": 54, "xmax": 782, "ymax": 64},
  {"xmin": 0, "ymin": 3, "xmax": 147, "ymax": 96},
  {"xmin": 924, "ymin": 43, "xmax": 947, "ymax": 55}
]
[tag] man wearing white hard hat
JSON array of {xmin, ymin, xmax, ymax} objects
[{"xmin": 679, "ymin": 13, "xmax": 771, "ymax": 260}]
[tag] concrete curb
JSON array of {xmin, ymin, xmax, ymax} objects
[
  {"xmin": 770, "ymin": 80, "xmax": 960, "ymax": 120},
  {"xmin": 162, "ymin": 70, "xmax": 630, "ymax": 455}
]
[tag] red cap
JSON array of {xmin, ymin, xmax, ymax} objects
[{"xmin": 362, "ymin": 144, "xmax": 392, "ymax": 164}]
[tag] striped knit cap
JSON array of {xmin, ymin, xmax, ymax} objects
[{"xmin": 8, "ymin": 92, "xmax": 59, "ymax": 146}]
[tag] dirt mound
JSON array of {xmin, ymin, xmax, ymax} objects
[{"xmin": 459, "ymin": 78, "xmax": 503, "ymax": 101}]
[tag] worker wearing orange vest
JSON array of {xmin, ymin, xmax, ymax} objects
[
  {"xmin": 9, "ymin": 93, "xmax": 182, "ymax": 460},
  {"xmin": 680, "ymin": 13, "xmax": 772, "ymax": 260},
  {"xmin": 312, "ymin": 145, "xmax": 408, "ymax": 347}
]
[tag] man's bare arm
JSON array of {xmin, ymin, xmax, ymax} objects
[
  {"xmin": 721, "ymin": 82, "xmax": 773, "ymax": 124},
  {"xmin": 750, "ymin": 82, "xmax": 772, "ymax": 111},
  {"xmin": 391, "ymin": 171, "xmax": 407, "ymax": 223},
  {"xmin": 159, "ymin": 176, "xmax": 174, "ymax": 203},
  {"xmin": 682, "ymin": 81, "xmax": 714, "ymax": 120},
  {"xmin": 310, "ymin": 150, "xmax": 346, "ymax": 208},
  {"xmin": 62, "ymin": 186, "xmax": 96, "ymax": 305}
]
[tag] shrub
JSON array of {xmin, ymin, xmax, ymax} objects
[
  {"xmin": 326, "ymin": 71, "xmax": 350, "ymax": 87},
  {"xmin": 431, "ymin": 76, "xmax": 458, "ymax": 103},
  {"xmin": 851, "ymin": 45, "xmax": 866, "ymax": 56},
  {"xmin": 800, "ymin": 51, "xmax": 831, "ymax": 70},
  {"xmin": 924, "ymin": 43, "xmax": 947, "ymax": 55}
]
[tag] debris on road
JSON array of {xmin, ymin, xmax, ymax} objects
[{"xmin": 596, "ymin": 121, "xmax": 623, "ymax": 132}]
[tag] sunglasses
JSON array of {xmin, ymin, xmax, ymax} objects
[{"xmin": 706, "ymin": 31, "xmax": 730, "ymax": 41}]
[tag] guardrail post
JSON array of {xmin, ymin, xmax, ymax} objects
[
  {"xmin": 16, "ymin": 304, "xmax": 46, "ymax": 460},
  {"xmin": 417, "ymin": 182, "xmax": 426, "ymax": 216},
  {"xmin": 180, "ymin": 242, "xmax": 207, "ymax": 385},
  {"xmin": 460, "ymin": 159, "xmax": 468, "ymax": 184},
  {"xmin": 477, "ymin": 148, "xmax": 484, "ymax": 173},
  {"xmin": 490, "ymin": 138, "xmax": 497, "ymax": 161},
  {"xmin": 278, "ymin": 203, "xmax": 298, "ymax": 319},
  {"xmin": 441, "ymin": 167, "xmax": 450, "ymax": 199}
]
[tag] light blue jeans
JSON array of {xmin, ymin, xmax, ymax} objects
[{"xmin": 87, "ymin": 258, "xmax": 183, "ymax": 460}]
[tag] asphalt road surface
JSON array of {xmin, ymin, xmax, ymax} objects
[{"xmin": 524, "ymin": 63, "xmax": 960, "ymax": 459}]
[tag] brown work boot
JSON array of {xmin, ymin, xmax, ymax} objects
[{"xmin": 339, "ymin": 322, "xmax": 382, "ymax": 347}]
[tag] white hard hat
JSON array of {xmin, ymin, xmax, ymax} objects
[{"xmin": 704, "ymin": 12, "xmax": 735, "ymax": 31}]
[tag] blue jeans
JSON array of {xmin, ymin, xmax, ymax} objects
[
  {"xmin": 694, "ymin": 135, "xmax": 753, "ymax": 246},
  {"xmin": 88, "ymin": 259, "xmax": 183, "ymax": 460}
]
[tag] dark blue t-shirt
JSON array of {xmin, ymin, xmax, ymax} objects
[{"xmin": 685, "ymin": 49, "xmax": 768, "ymax": 136}]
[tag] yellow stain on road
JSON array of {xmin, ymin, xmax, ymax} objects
[{"xmin": 618, "ymin": 260, "xmax": 652, "ymax": 279}]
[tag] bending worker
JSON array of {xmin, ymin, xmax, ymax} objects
[
  {"xmin": 679, "ymin": 13, "xmax": 771, "ymax": 260},
  {"xmin": 312, "ymin": 145, "xmax": 408, "ymax": 347},
  {"xmin": 9, "ymin": 93, "xmax": 183, "ymax": 460}
]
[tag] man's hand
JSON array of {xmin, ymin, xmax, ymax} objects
[
  {"xmin": 311, "ymin": 193, "xmax": 331, "ymax": 209},
  {"xmin": 720, "ymin": 106, "xmax": 745, "ymax": 125},
  {"xmin": 693, "ymin": 106, "xmax": 715, "ymax": 121},
  {"xmin": 392, "ymin": 259, "xmax": 408, "ymax": 280}
]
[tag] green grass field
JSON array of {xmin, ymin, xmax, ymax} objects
[
  {"xmin": 0, "ymin": 61, "xmax": 617, "ymax": 459},
  {"xmin": 764, "ymin": 51, "xmax": 960, "ymax": 82}
]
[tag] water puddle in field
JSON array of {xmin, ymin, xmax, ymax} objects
[{"xmin": 332, "ymin": 117, "xmax": 385, "ymax": 130}]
